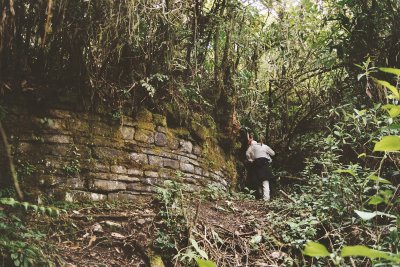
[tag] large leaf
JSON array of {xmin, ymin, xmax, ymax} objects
[
  {"xmin": 368, "ymin": 174, "xmax": 391, "ymax": 184},
  {"xmin": 303, "ymin": 242, "xmax": 330, "ymax": 257},
  {"xmin": 195, "ymin": 258, "xmax": 217, "ymax": 267},
  {"xmin": 190, "ymin": 238, "xmax": 208, "ymax": 259},
  {"xmin": 373, "ymin": 136, "xmax": 400, "ymax": 152},
  {"xmin": 375, "ymin": 79, "xmax": 400, "ymax": 99},
  {"xmin": 382, "ymin": 104, "xmax": 400, "ymax": 118},
  {"xmin": 341, "ymin": 245, "xmax": 400, "ymax": 263},
  {"xmin": 379, "ymin": 67, "xmax": 400, "ymax": 76},
  {"xmin": 355, "ymin": 210, "xmax": 397, "ymax": 220}
]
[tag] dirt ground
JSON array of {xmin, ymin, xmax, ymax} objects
[{"xmin": 35, "ymin": 197, "xmax": 289, "ymax": 267}]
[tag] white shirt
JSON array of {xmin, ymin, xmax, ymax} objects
[{"xmin": 246, "ymin": 143, "xmax": 275, "ymax": 162}]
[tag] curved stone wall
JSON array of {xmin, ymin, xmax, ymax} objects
[{"xmin": 2, "ymin": 107, "xmax": 235, "ymax": 201}]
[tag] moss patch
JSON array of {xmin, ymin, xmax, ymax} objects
[
  {"xmin": 153, "ymin": 114, "xmax": 167, "ymax": 127},
  {"xmin": 136, "ymin": 108, "xmax": 153, "ymax": 123}
]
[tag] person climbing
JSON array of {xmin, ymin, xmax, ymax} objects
[
  {"xmin": 245, "ymin": 132, "xmax": 258, "ymax": 194},
  {"xmin": 247, "ymin": 132, "xmax": 257, "ymax": 146},
  {"xmin": 245, "ymin": 136, "xmax": 275, "ymax": 200}
]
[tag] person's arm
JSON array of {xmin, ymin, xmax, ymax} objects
[
  {"xmin": 246, "ymin": 145, "xmax": 253, "ymax": 162},
  {"xmin": 265, "ymin": 145, "xmax": 275, "ymax": 156}
]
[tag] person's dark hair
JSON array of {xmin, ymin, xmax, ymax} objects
[{"xmin": 258, "ymin": 135, "xmax": 265, "ymax": 144}]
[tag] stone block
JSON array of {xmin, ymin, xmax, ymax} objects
[
  {"xmin": 108, "ymin": 191, "xmax": 142, "ymax": 201},
  {"xmin": 155, "ymin": 132, "xmax": 167, "ymax": 147},
  {"xmin": 92, "ymin": 162, "xmax": 110, "ymax": 173},
  {"xmin": 90, "ymin": 179, "xmax": 126, "ymax": 191},
  {"xmin": 134, "ymin": 129, "xmax": 154, "ymax": 144},
  {"xmin": 148, "ymin": 155, "xmax": 164, "ymax": 167},
  {"xmin": 68, "ymin": 119, "xmax": 90, "ymax": 133},
  {"xmin": 194, "ymin": 167, "xmax": 203, "ymax": 176},
  {"xmin": 65, "ymin": 190, "xmax": 107, "ymax": 202},
  {"xmin": 65, "ymin": 178, "xmax": 85, "ymax": 189},
  {"xmin": 144, "ymin": 171, "xmax": 159, "ymax": 178},
  {"xmin": 159, "ymin": 168, "xmax": 175, "ymax": 179},
  {"xmin": 48, "ymin": 109, "xmax": 72, "ymax": 119},
  {"xmin": 93, "ymin": 147, "xmax": 128, "ymax": 161},
  {"xmin": 163, "ymin": 159, "xmax": 180, "ymax": 170},
  {"xmin": 90, "ymin": 172, "xmax": 140, "ymax": 182},
  {"xmin": 129, "ymin": 152, "xmax": 148, "ymax": 165},
  {"xmin": 179, "ymin": 140, "xmax": 193, "ymax": 153},
  {"xmin": 127, "ymin": 168, "xmax": 144, "ymax": 176},
  {"xmin": 193, "ymin": 145, "xmax": 202, "ymax": 156},
  {"xmin": 126, "ymin": 183, "xmax": 156, "ymax": 193},
  {"xmin": 120, "ymin": 126, "xmax": 135, "ymax": 140},
  {"xmin": 43, "ymin": 134, "xmax": 72, "ymax": 144},
  {"xmin": 167, "ymin": 138, "xmax": 180, "ymax": 150},
  {"xmin": 111, "ymin": 165, "xmax": 127, "ymax": 174},
  {"xmin": 180, "ymin": 162, "xmax": 195, "ymax": 173}
]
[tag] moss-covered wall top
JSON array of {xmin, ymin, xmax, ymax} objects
[{"xmin": 2, "ymin": 106, "xmax": 236, "ymax": 202}]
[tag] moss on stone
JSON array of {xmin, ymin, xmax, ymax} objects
[
  {"xmin": 153, "ymin": 114, "xmax": 167, "ymax": 127},
  {"xmin": 135, "ymin": 121, "xmax": 156, "ymax": 131},
  {"xmin": 136, "ymin": 108, "xmax": 153, "ymax": 123},
  {"xmin": 170, "ymin": 127, "xmax": 191, "ymax": 139}
]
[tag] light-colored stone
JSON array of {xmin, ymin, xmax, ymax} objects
[
  {"xmin": 65, "ymin": 190, "xmax": 107, "ymax": 202},
  {"xmin": 134, "ymin": 129, "xmax": 154, "ymax": 144},
  {"xmin": 120, "ymin": 126, "xmax": 135, "ymax": 140},
  {"xmin": 155, "ymin": 132, "xmax": 167, "ymax": 146},
  {"xmin": 129, "ymin": 152, "xmax": 148, "ymax": 165},
  {"xmin": 111, "ymin": 165, "xmax": 127, "ymax": 174},
  {"xmin": 144, "ymin": 171, "xmax": 159, "ymax": 178},
  {"xmin": 148, "ymin": 155, "xmax": 164, "ymax": 167},
  {"xmin": 126, "ymin": 183, "xmax": 156, "ymax": 193},
  {"xmin": 65, "ymin": 178, "xmax": 85, "ymax": 189},
  {"xmin": 48, "ymin": 109, "xmax": 72, "ymax": 119},
  {"xmin": 193, "ymin": 145, "xmax": 202, "ymax": 156},
  {"xmin": 163, "ymin": 159, "xmax": 180, "ymax": 170},
  {"xmin": 179, "ymin": 140, "xmax": 193, "ymax": 153},
  {"xmin": 127, "ymin": 168, "xmax": 143, "ymax": 176},
  {"xmin": 180, "ymin": 162, "xmax": 195, "ymax": 173},
  {"xmin": 93, "ymin": 162, "xmax": 110, "ymax": 173},
  {"xmin": 91, "ymin": 179, "xmax": 127, "ymax": 191},
  {"xmin": 43, "ymin": 134, "xmax": 72, "ymax": 144}
]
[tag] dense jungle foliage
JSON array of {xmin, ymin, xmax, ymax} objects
[{"xmin": 0, "ymin": 0, "xmax": 399, "ymax": 266}]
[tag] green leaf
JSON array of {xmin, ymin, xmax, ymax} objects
[
  {"xmin": 195, "ymin": 258, "xmax": 217, "ymax": 267},
  {"xmin": 355, "ymin": 210, "xmax": 397, "ymax": 220},
  {"xmin": 341, "ymin": 245, "xmax": 400, "ymax": 263},
  {"xmin": 379, "ymin": 67, "xmax": 400, "ymax": 76},
  {"xmin": 334, "ymin": 169, "xmax": 356, "ymax": 177},
  {"xmin": 374, "ymin": 79, "xmax": 400, "ymax": 99},
  {"xmin": 382, "ymin": 104, "xmax": 400, "ymax": 118},
  {"xmin": 0, "ymin": 198, "xmax": 18, "ymax": 207},
  {"xmin": 303, "ymin": 241, "xmax": 330, "ymax": 257},
  {"xmin": 373, "ymin": 136, "xmax": 400, "ymax": 152},
  {"xmin": 21, "ymin": 202, "xmax": 29, "ymax": 211},
  {"xmin": 355, "ymin": 210, "xmax": 376, "ymax": 220},
  {"xmin": 190, "ymin": 238, "xmax": 208, "ymax": 260},
  {"xmin": 388, "ymin": 124, "xmax": 400, "ymax": 130},
  {"xmin": 368, "ymin": 174, "xmax": 391, "ymax": 184},
  {"xmin": 368, "ymin": 195, "xmax": 384, "ymax": 205}
]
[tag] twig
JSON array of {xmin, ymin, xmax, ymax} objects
[
  {"xmin": 279, "ymin": 190, "xmax": 296, "ymax": 203},
  {"xmin": 0, "ymin": 121, "xmax": 23, "ymax": 200}
]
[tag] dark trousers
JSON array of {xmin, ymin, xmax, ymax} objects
[{"xmin": 252, "ymin": 158, "xmax": 274, "ymax": 199}]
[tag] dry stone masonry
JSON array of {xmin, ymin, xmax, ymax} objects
[{"xmin": 4, "ymin": 107, "xmax": 234, "ymax": 202}]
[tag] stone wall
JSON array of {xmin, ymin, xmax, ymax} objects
[{"xmin": 2, "ymin": 106, "xmax": 235, "ymax": 201}]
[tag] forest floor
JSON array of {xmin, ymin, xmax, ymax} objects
[{"xmin": 32, "ymin": 194, "xmax": 297, "ymax": 267}]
